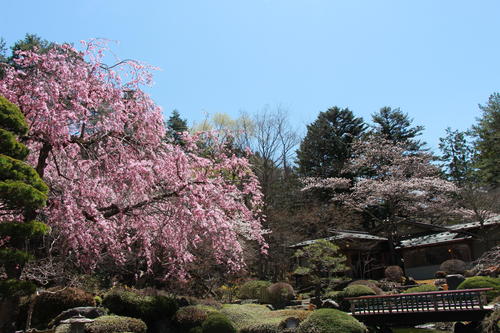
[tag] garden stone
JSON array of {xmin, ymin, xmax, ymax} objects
[
  {"xmin": 265, "ymin": 304, "xmax": 275, "ymax": 310},
  {"xmin": 49, "ymin": 307, "xmax": 107, "ymax": 327},
  {"xmin": 446, "ymin": 274, "xmax": 465, "ymax": 290},
  {"xmin": 240, "ymin": 299, "xmax": 259, "ymax": 304},
  {"xmin": 279, "ymin": 317, "xmax": 300, "ymax": 329},
  {"xmin": 320, "ymin": 299, "xmax": 339, "ymax": 309}
]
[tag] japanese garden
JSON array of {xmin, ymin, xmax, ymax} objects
[{"xmin": 1, "ymin": 16, "xmax": 499, "ymax": 333}]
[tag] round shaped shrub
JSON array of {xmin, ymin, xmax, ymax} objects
[
  {"xmin": 440, "ymin": 259, "xmax": 467, "ymax": 275},
  {"xmin": 337, "ymin": 285, "xmax": 376, "ymax": 312},
  {"xmin": 435, "ymin": 270, "xmax": 447, "ymax": 278},
  {"xmin": 297, "ymin": 308, "xmax": 367, "ymax": 333},
  {"xmin": 384, "ymin": 265, "xmax": 404, "ymax": 282},
  {"xmin": 201, "ymin": 313, "xmax": 236, "ymax": 333},
  {"xmin": 102, "ymin": 288, "xmax": 178, "ymax": 323},
  {"xmin": 238, "ymin": 280, "xmax": 272, "ymax": 300},
  {"xmin": 261, "ymin": 282, "xmax": 295, "ymax": 309},
  {"xmin": 403, "ymin": 284, "xmax": 438, "ymax": 293},
  {"xmin": 85, "ymin": 315, "xmax": 147, "ymax": 333},
  {"xmin": 348, "ymin": 280, "xmax": 383, "ymax": 295},
  {"xmin": 28, "ymin": 287, "xmax": 96, "ymax": 329},
  {"xmin": 457, "ymin": 276, "xmax": 500, "ymax": 302},
  {"xmin": 174, "ymin": 305, "xmax": 217, "ymax": 331}
]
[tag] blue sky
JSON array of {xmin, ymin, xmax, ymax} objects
[{"xmin": 3, "ymin": 1, "xmax": 499, "ymax": 151}]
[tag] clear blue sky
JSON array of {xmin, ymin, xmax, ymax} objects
[{"xmin": 3, "ymin": 1, "xmax": 499, "ymax": 151}]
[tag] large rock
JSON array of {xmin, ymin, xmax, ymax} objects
[
  {"xmin": 446, "ymin": 274, "xmax": 465, "ymax": 290},
  {"xmin": 49, "ymin": 307, "xmax": 107, "ymax": 327}
]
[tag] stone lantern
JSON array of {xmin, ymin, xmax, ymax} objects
[{"xmin": 60, "ymin": 314, "xmax": 94, "ymax": 333}]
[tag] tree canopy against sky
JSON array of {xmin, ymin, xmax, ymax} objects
[
  {"xmin": 0, "ymin": 40, "xmax": 266, "ymax": 280},
  {"xmin": 370, "ymin": 106, "xmax": 425, "ymax": 151},
  {"xmin": 472, "ymin": 93, "xmax": 500, "ymax": 188},
  {"xmin": 302, "ymin": 136, "xmax": 459, "ymax": 263},
  {"xmin": 296, "ymin": 107, "xmax": 365, "ymax": 178}
]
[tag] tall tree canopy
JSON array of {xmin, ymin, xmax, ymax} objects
[
  {"xmin": 0, "ymin": 40, "xmax": 266, "ymax": 280},
  {"xmin": 303, "ymin": 136, "xmax": 458, "ymax": 263},
  {"xmin": 166, "ymin": 109, "xmax": 188, "ymax": 144},
  {"xmin": 296, "ymin": 107, "xmax": 365, "ymax": 178},
  {"xmin": 371, "ymin": 106, "xmax": 425, "ymax": 151},
  {"xmin": 472, "ymin": 93, "xmax": 500, "ymax": 188},
  {"xmin": 439, "ymin": 128, "xmax": 475, "ymax": 185}
]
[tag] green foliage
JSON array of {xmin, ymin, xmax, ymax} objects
[
  {"xmin": 261, "ymin": 282, "xmax": 295, "ymax": 309},
  {"xmin": 220, "ymin": 304, "xmax": 309, "ymax": 332},
  {"xmin": 25, "ymin": 287, "xmax": 96, "ymax": 329},
  {"xmin": 201, "ymin": 312, "xmax": 236, "ymax": 333},
  {"xmin": 348, "ymin": 280, "xmax": 383, "ymax": 295},
  {"xmin": 174, "ymin": 305, "xmax": 217, "ymax": 331},
  {"xmin": 439, "ymin": 128, "xmax": 475, "ymax": 184},
  {"xmin": 0, "ymin": 279, "xmax": 36, "ymax": 298},
  {"xmin": 0, "ymin": 95, "xmax": 28, "ymax": 136},
  {"xmin": 337, "ymin": 285, "xmax": 376, "ymax": 312},
  {"xmin": 297, "ymin": 308, "xmax": 367, "ymax": 333},
  {"xmin": 457, "ymin": 276, "xmax": 500, "ymax": 302},
  {"xmin": 297, "ymin": 106, "xmax": 365, "ymax": 178},
  {"xmin": 0, "ymin": 220, "xmax": 49, "ymax": 242},
  {"xmin": 384, "ymin": 265, "xmax": 404, "ymax": 283},
  {"xmin": 371, "ymin": 106, "xmax": 425, "ymax": 151},
  {"xmin": 0, "ymin": 248, "xmax": 33, "ymax": 265},
  {"xmin": 439, "ymin": 259, "xmax": 467, "ymax": 275},
  {"xmin": 472, "ymin": 92, "xmax": 500, "ymax": 187},
  {"xmin": 237, "ymin": 280, "xmax": 272, "ymax": 300},
  {"xmin": 166, "ymin": 109, "xmax": 188, "ymax": 144},
  {"xmin": 85, "ymin": 315, "xmax": 147, "ymax": 333},
  {"xmin": 102, "ymin": 288, "xmax": 178, "ymax": 323},
  {"xmin": 293, "ymin": 239, "xmax": 347, "ymax": 293},
  {"xmin": 0, "ymin": 128, "xmax": 29, "ymax": 160},
  {"xmin": 403, "ymin": 284, "xmax": 438, "ymax": 293}
]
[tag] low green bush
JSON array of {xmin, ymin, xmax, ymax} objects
[
  {"xmin": 238, "ymin": 280, "xmax": 272, "ymax": 300},
  {"xmin": 440, "ymin": 259, "xmax": 467, "ymax": 274},
  {"xmin": 102, "ymin": 288, "xmax": 178, "ymax": 323},
  {"xmin": 348, "ymin": 280, "xmax": 383, "ymax": 295},
  {"xmin": 261, "ymin": 282, "xmax": 295, "ymax": 309},
  {"xmin": 23, "ymin": 287, "xmax": 96, "ymax": 329},
  {"xmin": 85, "ymin": 315, "xmax": 147, "ymax": 333},
  {"xmin": 337, "ymin": 285, "xmax": 376, "ymax": 312},
  {"xmin": 457, "ymin": 276, "xmax": 500, "ymax": 302},
  {"xmin": 174, "ymin": 305, "xmax": 218, "ymax": 331},
  {"xmin": 201, "ymin": 312, "xmax": 236, "ymax": 333},
  {"xmin": 297, "ymin": 308, "xmax": 367, "ymax": 333},
  {"xmin": 403, "ymin": 284, "xmax": 438, "ymax": 293}
]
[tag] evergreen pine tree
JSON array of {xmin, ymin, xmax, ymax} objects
[
  {"xmin": 0, "ymin": 95, "xmax": 49, "ymax": 332},
  {"xmin": 166, "ymin": 109, "xmax": 188, "ymax": 144},
  {"xmin": 296, "ymin": 107, "xmax": 365, "ymax": 178}
]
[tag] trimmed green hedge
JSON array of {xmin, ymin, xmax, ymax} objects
[
  {"xmin": 102, "ymin": 288, "xmax": 178, "ymax": 323},
  {"xmin": 237, "ymin": 280, "xmax": 271, "ymax": 300},
  {"xmin": 337, "ymin": 285, "xmax": 376, "ymax": 311},
  {"xmin": 457, "ymin": 276, "xmax": 500, "ymax": 302},
  {"xmin": 201, "ymin": 312, "xmax": 236, "ymax": 333},
  {"xmin": 85, "ymin": 315, "xmax": 147, "ymax": 333},
  {"xmin": 403, "ymin": 284, "xmax": 438, "ymax": 293},
  {"xmin": 297, "ymin": 308, "xmax": 367, "ymax": 333}
]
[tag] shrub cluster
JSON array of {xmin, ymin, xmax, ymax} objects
[
  {"xmin": 261, "ymin": 282, "xmax": 295, "ymax": 309},
  {"xmin": 384, "ymin": 265, "xmax": 404, "ymax": 283},
  {"xmin": 174, "ymin": 305, "xmax": 218, "ymax": 332},
  {"xmin": 457, "ymin": 276, "xmax": 500, "ymax": 302},
  {"xmin": 403, "ymin": 284, "xmax": 438, "ymax": 293},
  {"xmin": 348, "ymin": 280, "xmax": 383, "ymax": 295},
  {"xmin": 296, "ymin": 308, "xmax": 367, "ymax": 333},
  {"xmin": 201, "ymin": 312, "xmax": 236, "ymax": 333},
  {"xmin": 24, "ymin": 287, "xmax": 96, "ymax": 329},
  {"xmin": 102, "ymin": 288, "xmax": 178, "ymax": 324},
  {"xmin": 336, "ymin": 285, "xmax": 376, "ymax": 312},
  {"xmin": 238, "ymin": 280, "xmax": 272, "ymax": 300},
  {"xmin": 85, "ymin": 315, "xmax": 147, "ymax": 333},
  {"xmin": 440, "ymin": 259, "xmax": 467, "ymax": 275}
]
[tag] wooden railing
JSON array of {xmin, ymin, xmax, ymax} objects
[{"xmin": 345, "ymin": 288, "xmax": 492, "ymax": 315}]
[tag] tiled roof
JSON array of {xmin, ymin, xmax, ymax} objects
[
  {"xmin": 398, "ymin": 231, "xmax": 471, "ymax": 249},
  {"xmin": 289, "ymin": 231, "xmax": 387, "ymax": 248}
]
